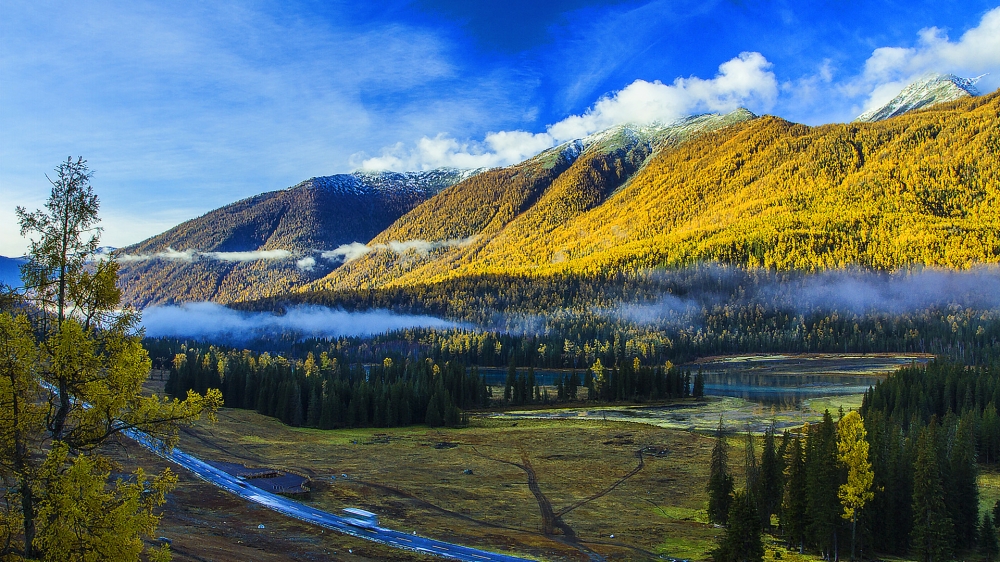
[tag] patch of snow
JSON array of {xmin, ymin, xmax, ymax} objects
[{"xmin": 855, "ymin": 74, "xmax": 981, "ymax": 122}]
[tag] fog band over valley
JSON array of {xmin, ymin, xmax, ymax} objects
[
  {"xmin": 617, "ymin": 266, "xmax": 1000, "ymax": 327},
  {"xmin": 141, "ymin": 302, "xmax": 457, "ymax": 341}
]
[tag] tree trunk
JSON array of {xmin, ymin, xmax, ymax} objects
[
  {"xmin": 851, "ymin": 513, "xmax": 857, "ymax": 561},
  {"xmin": 20, "ymin": 475, "xmax": 35, "ymax": 558}
]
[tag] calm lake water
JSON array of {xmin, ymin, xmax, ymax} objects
[{"xmin": 479, "ymin": 353, "xmax": 931, "ymax": 406}]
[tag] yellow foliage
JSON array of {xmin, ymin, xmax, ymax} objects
[
  {"xmin": 837, "ymin": 410, "xmax": 874, "ymax": 520},
  {"xmin": 311, "ymin": 93, "xmax": 1000, "ymax": 291}
]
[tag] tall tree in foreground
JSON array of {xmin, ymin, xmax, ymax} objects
[
  {"xmin": 782, "ymin": 431, "xmax": 807, "ymax": 552},
  {"xmin": 806, "ymin": 411, "xmax": 841, "ymax": 559},
  {"xmin": 911, "ymin": 421, "xmax": 953, "ymax": 562},
  {"xmin": 982, "ymin": 512, "xmax": 999, "ymax": 562},
  {"xmin": 713, "ymin": 489, "xmax": 764, "ymax": 562},
  {"xmin": 947, "ymin": 412, "xmax": 979, "ymax": 551},
  {"xmin": 837, "ymin": 411, "xmax": 874, "ymax": 561},
  {"xmin": 2, "ymin": 158, "xmax": 221, "ymax": 560},
  {"xmin": 758, "ymin": 423, "xmax": 783, "ymax": 530},
  {"xmin": 707, "ymin": 416, "xmax": 734, "ymax": 525}
]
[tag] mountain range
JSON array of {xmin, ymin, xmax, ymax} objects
[
  {"xmin": 117, "ymin": 169, "xmax": 476, "ymax": 306},
  {"xmin": 101, "ymin": 75, "xmax": 999, "ymax": 307}
]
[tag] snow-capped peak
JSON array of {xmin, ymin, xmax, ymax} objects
[{"xmin": 855, "ymin": 74, "xmax": 981, "ymax": 123}]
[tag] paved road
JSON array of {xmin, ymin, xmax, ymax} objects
[{"xmin": 124, "ymin": 428, "xmax": 530, "ymax": 562}]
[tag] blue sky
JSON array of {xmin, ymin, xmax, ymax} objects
[{"xmin": 2, "ymin": 0, "xmax": 999, "ymax": 255}]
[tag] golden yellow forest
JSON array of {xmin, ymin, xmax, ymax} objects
[{"xmin": 308, "ymin": 92, "xmax": 999, "ymax": 292}]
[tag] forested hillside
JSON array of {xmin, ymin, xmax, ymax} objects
[
  {"xmin": 308, "ymin": 110, "xmax": 756, "ymax": 290},
  {"xmin": 118, "ymin": 169, "xmax": 472, "ymax": 306},
  {"xmin": 307, "ymin": 92, "xmax": 999, "ymax": 292}
]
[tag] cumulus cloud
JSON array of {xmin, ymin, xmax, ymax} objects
[
  {"xmin": 357, "ymin": 52, "xmax": 778, "ymax": 171},
  {"xmin": 548, "ymin": 52, "xmax": 777, "ymax": 141},
  {"xmin": 853, "ymin": 7, "xmax": 1000, "ymax": 114},
  {"xmin": 141, "ymin": 302, "xmax": 457, "ymax": 341},
  {"xmin": 119, "ymin": 248, "xmax": 292, "ymax": 263},
  {"xmin": 322, "ymin": 236, "xmax": 477, "ymax": 263}
]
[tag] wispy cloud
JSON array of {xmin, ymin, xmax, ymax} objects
[
  {"xmin": 120, "ymin": 248, "xmax": 292, "ymax": 263},
  {"xmin": 141, "ymin": 302, "xmax": 457, "ymax": 340},
  {"xmin": 0, "ymin": 1, "xmax": 531, "ymax": 256},
  {"xmin": 321, "ymin": 236, "xmax": 478, "ymax": 263}
]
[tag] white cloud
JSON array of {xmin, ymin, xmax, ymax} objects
[
  {"xmin": 322, "ymin": 236, "xmax": 478, "ymax": 263},
  {"xmin": 296, "ymin": 256, "xmax": 316, "ymax": 271},
  {"xmin": 854, "ymin": 7, "xmax": 1000, "ymax": 113},
  {"xmin": 321, "ymin": 242, "xmax": 373, "ymax": 263},
  {"xmin": 0, "ymin": 1, "xmax": 530, "ymax": 256},
  {"xmin": 549, "ymin": 52, "xmax": 777, "ymax": 141},
  {"xmin": 357, "ymin": 130, "xmax": 555, "ymax": 171},
  {"xmin": 358, "ymin": 52, "xmax": 778, "ymax": 171},
  {"xmin": 119, "ymin": 247, "xmax": 292, "ymax": 263}
]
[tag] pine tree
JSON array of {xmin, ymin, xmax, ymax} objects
[
  {"xmin": 911, "ymin": 422, "xmax": 953, "ymax": 562},
  {"xmin": 425, "ymin": 389, "xmax": 444, "ymax": 427},
  {"xmin": 947, "ymin": 413, "xmax": 978, "ymax": 550},
  {"xmin": 806, "ymin": 411, "xmax": 841, "ymax": 559},
  {"xmin": 782, "ymin": 432, "xmax": 808, "ymax": 552},
  {"xmin": 713, "ymin": 489, "xmax": 764, "ymax": 562},
  {"xmin": 306, "ymin": 386, "xmax": 322, "ymax": 427},
  {"xmin": 693, "ymin": 370, "xmax": 705, "ymax": 398},
  {"xmin": 758, "ymin": 423, "xmax": 783, "ymax": 530},
  {"xmin": 983, "ymin": 512, "xmax": 999, "ymax": 562},
  {"xmin": 504, "ymin": 363, "xmax": 515, "ymax": 404},
  {"xmin": 707, "ymin": 417, "xmax": 735, "ymax": 525},
  {"xmin": 3, "ymin": 158, "xmax": 220, "ymax": 560}
]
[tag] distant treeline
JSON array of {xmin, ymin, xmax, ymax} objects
[
  {"xmin": 164, "ymin": 346, "xmax": 488, "ymax": 428},
  {"xmin": 237, "ymin": 268, "xmax": 1000, "ymax": 366},
  {"xmin": 154, "ymin": 341, "xmax": 705, "ymax": 429}
]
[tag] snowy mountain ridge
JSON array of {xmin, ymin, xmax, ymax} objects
[
  {"xmin": 855, "ymin": 73, "xmax": 981, "ymax": 122},
  {"xmin": 294, "ymin": 167, "xmax": 485, "ymax": 197}
]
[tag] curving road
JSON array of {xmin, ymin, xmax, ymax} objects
[{"xmin": 124, "ymin": 428, "xmax": 530, "ymax": 562}]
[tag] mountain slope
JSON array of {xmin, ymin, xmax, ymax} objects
[
  {"xmin": 0, "ymin": 256, "xmax": 26, "ymax": 289},
  {"xmin": 119, "ymin": 169, "xmax": 474, "ymax": 306},
  {"xmin": 304, "ymin": 91, "xmax": 999, "ymax": 292},
  {"xmin": 856, "ymin": 73, "xmax": 980, "ymax": 122},
  {"xmin": 309, "ymin": 109, "xmax": 756, "ymax": 290}
]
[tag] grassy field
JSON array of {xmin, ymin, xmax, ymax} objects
[
  {"xmin": 137, "ymin": 354, "xmax": 947, "ymax": 561},
  {"xmin": 173, "ymin": 408, "xmax": 724, "ymax": 561}
]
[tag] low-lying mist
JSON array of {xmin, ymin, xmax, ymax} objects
[
  {"xmin": 141, "ymin": 302, "xmax": 457, "ymax": 341},
  {"xmin": 614, "ymin": 266, "xmax": 1000, "ymax": 327}
]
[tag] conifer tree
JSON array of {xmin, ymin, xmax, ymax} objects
[
  {"xmin": 782, "ymin": 432, "xmax": 808, "ymax": 552},
  {"xmin": 707, "ymin": 417, "xmax": 735, "ymax": 525},
  {"xmin": 713, "ymin": 489, "xmax": 764, "ymax": 562},
  {"xmin": 806, "ymin": 411, "xmax": 841, "ymax": 559},
  {"xmin": 693, "ymin": 369, "xmax": 705, "ymax": 398},
  {"xmin": 911, "ymin": 422, "xmax": 953, "ymax": 562},
  {"xmin": 3, "ymin": 158, "xmax": 220, "ymax": 560},
  {"xmin": 758, "ymin": 423, "xmax": 783, "ymax": 530},
  {"xmin": 983, "ymin": 512, "xmax": 999, "ymax": 562},
  {"xmin": 947, "ymin": 413, "xmax": 978, "ymax": 550}
]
